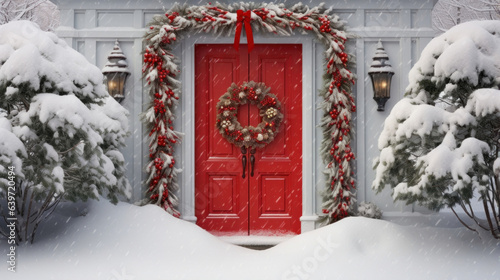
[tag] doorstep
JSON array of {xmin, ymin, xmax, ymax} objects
[{"xmin": 218, "ymin": 235, "xmax": 294, "ymax": 248}]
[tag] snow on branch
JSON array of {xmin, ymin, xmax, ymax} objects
[
  {"xmin": 0, "ymin": 0, "xmax": 59, "ymax": 31},
  {"xmin": 432, "ymin": 0, "xmax": 500, "ymax": 33}
]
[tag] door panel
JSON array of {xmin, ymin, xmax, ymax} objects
[
  {"xmin": 195, "ymin": 44, "xmax": 302, "ymax": 235},
  {"xmin": 209, "ymin": 176, "xmax": 236, "ymax": 213},
  {"xmin": 261, "ymin": 176, "xmax": 287, "ymax": 213},
  {"xmin": 195, "ymin": 45, "xmax": 249, "ymax": 234},
  {"xmin": 249, "ymin": 45, "xmax": 302, "ymax": 234}
]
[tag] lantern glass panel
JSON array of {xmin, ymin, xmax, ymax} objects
[
  {"xmin": 369, "ymin": 72, "xmax": 393, "ymax": 99},
  {"xmin": 105, "ymin": 72, "xmax": 127, "ymax": 101}
]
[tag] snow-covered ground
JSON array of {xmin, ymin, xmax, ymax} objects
[{"xmin": 1, "ymin": 199, "xmax": 499, "ymax": 280}]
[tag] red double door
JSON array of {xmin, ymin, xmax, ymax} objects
[{"xmin": 194, "ymin": 44, "xmax": 302, "ymax": 235}]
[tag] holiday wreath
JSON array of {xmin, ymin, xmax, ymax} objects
[
  {"xmin": 142, "ymin": 2, "xmax": 356, "ymax": 224},
  {"xmin": 216, "ymin": 81, "xmax": 283, "ymax": 150}
]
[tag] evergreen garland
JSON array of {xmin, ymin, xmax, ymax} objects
[{"xmin": 142, "ymin": 2, "xmax": 356, "ymax": 223}]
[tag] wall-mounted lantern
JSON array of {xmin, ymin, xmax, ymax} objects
[
  {"xmin": 368, "ymin": 40, "xmax": 394, "ymax": 111},
  {"xmin": 102, "ymin": 40, "xmax": 130, "ymax": 103}
]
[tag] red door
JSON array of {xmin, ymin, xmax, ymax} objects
[{"xmin": 195, "ymin": 44, "xmax": 302, "ymax": 236}]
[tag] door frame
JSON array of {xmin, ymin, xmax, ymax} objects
[{"xmin": 178, "ymin": 34, "xmax": 319, "ymax": 233}]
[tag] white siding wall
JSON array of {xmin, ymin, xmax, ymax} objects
[{"xmin": 53, "ymin": 0, "xmax": 438, "ymax": 223}]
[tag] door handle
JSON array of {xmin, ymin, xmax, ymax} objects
[
  {"xmin": 250, "ymin": 148, "xmax": 255, "ymax": 177},
  {"xmin": 241, "ymin": 146, "xmax": 247, "ymax": 178}
]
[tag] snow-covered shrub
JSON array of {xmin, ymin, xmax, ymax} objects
[
  {"xmin": 357, "ymin": 202, "xmax": 382, "ymax": 219},
  {"xmin": 0, "ymin": 21, "xmax": 131, "ymax": 243},
  {"xmin": 373, "ymin": 20, "xmax": 500, "ymax": 238}
]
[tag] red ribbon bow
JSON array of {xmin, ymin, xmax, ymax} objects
[{"xmin": 234, "ymin": 10, "xmax": 254, "ymax": 52}]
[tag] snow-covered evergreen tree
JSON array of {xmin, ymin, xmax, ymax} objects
[
  {"xmin": 432, "ymin": 0, "xmax": 500, "ymax": 33},
  {"xmin": 373, "ymin": 20, "xmax": 500, "ymax": 238},
  {"xmin": 0, "ymin": 21, "xmax": 131, "ymax": 243},
  {"xmin": 0, "ymin": 0, "xmax": 59, "ymax": 31}
]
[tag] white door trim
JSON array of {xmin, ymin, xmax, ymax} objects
[{"xmin": 179, "ymin": 34, "xmax": 318, "ymax": 233}]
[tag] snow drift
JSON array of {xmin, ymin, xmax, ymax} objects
[{"xmin": 1, "ymin": 199, "xmax": 499, "ymax": 280}]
